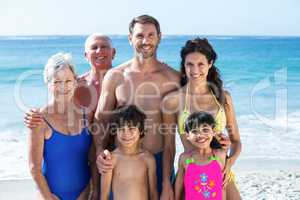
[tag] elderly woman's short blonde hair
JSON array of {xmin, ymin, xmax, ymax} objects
[{"xmin": 43, "ymin": 53, "xmax": 77, "ymax": 83}]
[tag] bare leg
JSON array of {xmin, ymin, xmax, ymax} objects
[{"xmin": 226, "ymin": 181, "xmax": 241, "ymax": 200}]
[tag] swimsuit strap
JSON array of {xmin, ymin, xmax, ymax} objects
[
  {"xmin": 43, "ymin": 117, "xmax": 54, "ymax": 130},
  {"xmin": 185, "ymin": 150, "xmax": 195, "ymax": 165},
  {"xmin": 210, "ymin": 89, "xmax": 222, "ymax": 108},
  {"xmin": 82, "ymin": 109, "xmax": 87, "ymax": 127},
  {"xmin": 184, "ymin": 84, "xmax": 190, "ymax": 112},
  {"xmin": 208, "ymin": 150, "xmax": 224, "ymax": 167}
]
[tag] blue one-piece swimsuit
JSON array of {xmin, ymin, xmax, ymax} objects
[{"xmin": 42, "ymin": 112, "xmax": 92, "ymax": 200}]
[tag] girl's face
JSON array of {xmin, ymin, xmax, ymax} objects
[
  {"xmin": 186, "ymin": 123, "xmax": 215, "ymax": 149},
  {"xmin": 49, "ymin": 67, "xmax": 76, "ymax": 103},
  {"xmin": 116, "ymin": 125, "xmax": 141, "ymax": 148},
  {"xmin": 184, "ymin": 52, "xmax": 212, "ymax": 82}
]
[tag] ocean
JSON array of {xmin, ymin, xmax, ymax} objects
[{"xmin": 0, "ymin": 35, "xmax": 299, "ymax": 180}]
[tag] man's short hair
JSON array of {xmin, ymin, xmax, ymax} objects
[
  {"xmin": 84, "ymin": 33, "xmax": 113, "ymax": 52},
  {"xmin": 129, "ymin": 15, "xmax": 161, "ymax": 35}
]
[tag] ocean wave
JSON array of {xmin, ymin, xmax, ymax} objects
[{"xmin": 0, "ymin": 36, "xmax": 63, "ymax": 41}]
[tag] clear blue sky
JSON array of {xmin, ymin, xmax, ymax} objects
[{"xmin": 1, "ymin": 0, "xmax": 300, "ymax": 36}]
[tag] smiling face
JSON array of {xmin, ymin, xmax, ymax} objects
[
  {"xmin": 85, "ymin": 37, "xmax": 115, "ymax": 70},
  {"xmin": 49, "ymin": 66, "xmax": 76, "ymax": 103},
  {"xmin": 129, "ymin": 23, "xmax": 161, "ymax": 59},
  {"xmin": 116, "ymin": 124, "xmax": 141, "ymax": 148},
  {"xmin": 186, "ymin": 123, "xmax": 215, "ymax": 149},
  {"xmin": 184, "ymin": 52, "xmax": 213, "ymax": 82}
]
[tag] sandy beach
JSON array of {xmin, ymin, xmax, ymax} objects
[{"xmin": 1, "ymin": 158, "xmax": 299, "ymax": 199}]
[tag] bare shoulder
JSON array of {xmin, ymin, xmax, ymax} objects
[
  {"xmin": 212, "ymin": 148, "xmax": 226, "ymax": 167},
  {"xmin": 223, "ymin": 90, "xmax": 235, "ymax": 110},
  {"xmin": 159, "ymin": 62, "xmax": 181, "ymax": 81},
  {"xmin": 178, "ymin": 151, "xmax": 190, "ymax": 166},
  {"xmin": 162, "ymin": 89, "xmax": 181, "ymax": 111},
  {"xmin": 140, "ymin": 150, "xmax": 156, "ymax": 166},
  {"xmin": 224, "ymin": 90, "xmax": 233, "ymax": 102}
]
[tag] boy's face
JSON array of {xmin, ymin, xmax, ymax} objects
[
  {"xmin": 116, "ymin": 125, "xmax": 141, "ymax": 148},
  {"xmin": 186, "ymin": 123, "xmax": 214, "ymax": 149}
]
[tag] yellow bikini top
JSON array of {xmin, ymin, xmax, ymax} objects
[{"xmin": 178, "ymin": 87, "xmax": 226, "ymax": 135}]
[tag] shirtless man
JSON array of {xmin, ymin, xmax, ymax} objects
[
  {"xmin": 94, "ymin": 15, "xmax": 180, "ymax": 199},
  {"xmin": 24, "ymin": 33, "xmax": 116, "ymax": 199}
]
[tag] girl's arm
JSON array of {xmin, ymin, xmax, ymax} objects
[
  {"xmin": 175, "ymin": 154, "xmax": 185, "ymax": 200},
  {"xmin": 224, "ymin": 91, "xmax": 242, "ymax": 166},
  {"xmin": 146, "ymin": 153, "xmax": 159, "ymax": 200},
  {"xmin": 28, "ymin": 123, "xmax": 56, "ymax": 200}
]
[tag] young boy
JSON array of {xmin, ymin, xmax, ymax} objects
[{"xmin": 101, "ymin": 105, "xmax": 158, "ymax": 200}]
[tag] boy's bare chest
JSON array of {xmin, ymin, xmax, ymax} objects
[{"xmin": 114, "ymin": 158, "xmax": 147, "ymax": 181}]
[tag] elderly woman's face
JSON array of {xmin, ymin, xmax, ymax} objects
[
  {"xmin": 49, "ymin": 67, "xmax": 76, "ymax": 102},
  {"xmin": 184, "ymin": 52, "xmax": 212, "ymax": 82}
]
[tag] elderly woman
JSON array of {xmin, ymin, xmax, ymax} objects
[
  {"xmin": 162, "ymin": 38, "xmax": 242, "ymax": 199},
  {"xmin": 28, "ymin": 53, "xmax": 94, "ymax": 200}
]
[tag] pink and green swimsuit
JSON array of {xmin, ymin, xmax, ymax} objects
[{"xmin": 184, "ymin": 156, "xmax": 222, "ymax": 200}]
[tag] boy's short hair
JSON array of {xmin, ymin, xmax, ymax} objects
[
  {"xmin": 184, "ymin": 111, "xmax": 222, "ymax": 149},
  {"xmin": 110, "ymin": 105, "xmax": 146, "ymax": 137}
]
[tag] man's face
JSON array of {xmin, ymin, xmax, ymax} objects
[
  {"xmin": 85, "ymin": 37, "xmax": 115, "ymax": 70},
  {"xmin": 129, "ymin": 23, "xmax": 161, "ymax": 59}
]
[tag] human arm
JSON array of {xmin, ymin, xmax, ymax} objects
[
  {"xmin": 100, "ymin": 154, "xmax": 115, "ymax": 200},
  {"xmin": 93, "ymin": 69, "xmax": 119, "ymax": 173},
  {"xmin": 223, "ymin": 91, "xmax": 242, "ymax": 184},
  {"xmin": 174, "ymin": 154, "xmax": 185, "ymax": 200},
  {"xmin": 88, "ymin": 142, "xmax": 99, "ymax": 200},
  {"xmin": 160, "ymin": 94, "xmax": 178, "ymax": 200},
  {"xmin": 146, "ymin": 153, "xmax": 159, "ymax": 200},
  {"xmin": 28, "ymin": 123, "xmax": 58, "ymax": 200}
]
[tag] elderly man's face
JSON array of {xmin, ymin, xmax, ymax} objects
[{"xmin": 85, "ymin": 37, "xmax": 115, "ymax": 70}]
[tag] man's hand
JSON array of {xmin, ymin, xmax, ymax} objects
[
  {"xmin": 24, "ymin": 108, "xmax": 43, "ymax": 128},
  {"xmin": 96, "ymin": 149, "xmax": 113, "ymax": 174},
  {"xmin": 160, "ymin": 181, "xmax": 174, "ymax": 200}
]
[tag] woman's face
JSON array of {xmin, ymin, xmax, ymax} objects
[
  {"xmin": 49, "ymin": 67, "xmax": 76, "ymax": 103},
  {"xmin": 184, "ymin": 52, "xmax": 212, "ymax": 82}
]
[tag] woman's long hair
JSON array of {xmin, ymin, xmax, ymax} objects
[{"xmin": 180, "ymin": 38, "xmax": 225, "ymax": 106}]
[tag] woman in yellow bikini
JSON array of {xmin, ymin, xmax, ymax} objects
[{"xmin": 162, "ymin": 38, "xmax": 242, "ymax": 199}]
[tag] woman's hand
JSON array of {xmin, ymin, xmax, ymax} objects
[{"xmin": 218, "ymin": 134, "xmax": 231, "ymax": 150}]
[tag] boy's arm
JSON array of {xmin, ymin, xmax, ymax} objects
[
  {"xmin": 175, "ymin": 154, "xmax": 185, "ymax": 200},
  {"xmin": 100, "ymin": 155, "xmax": 114, "ymax": 200},
  {"xmin": 146, "ymin": 153, "xmax": 159, "ymax": 200},
  {"xmin": 29, "ymin": 124, "xmax": 54, "ymax": 199}
]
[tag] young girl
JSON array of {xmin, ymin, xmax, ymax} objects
[
  {"xmin": 175, "ymin": 111, "xmax": 227, "ymax": 200},
  {"xmin": 101, "ymin": 105, "xmax": 158, "ymax": 200}
]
